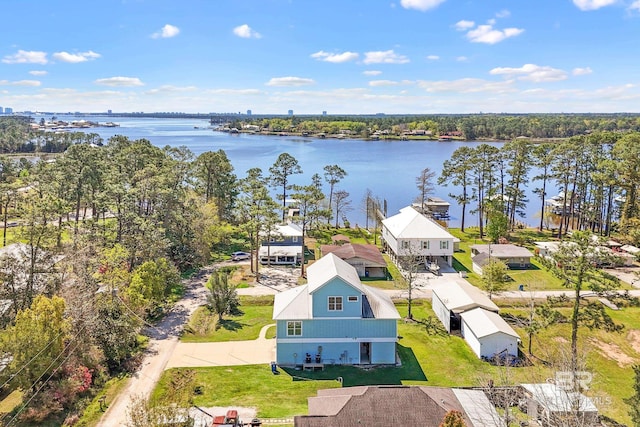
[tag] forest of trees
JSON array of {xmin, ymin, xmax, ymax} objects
[{"xmin": 229, "ymin": 112, "xmax": 640, "ymax": 140}]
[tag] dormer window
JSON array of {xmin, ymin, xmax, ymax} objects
[{"xmin": 328, "ymin": 296, "xmax": 343, "ymax": 311}]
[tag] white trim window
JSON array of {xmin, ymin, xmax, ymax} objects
[
  {"xmin": 422, "ymin": 241, "xmax": 430, "ymax": 249},
  {"xmin": 348, "ymin": 296, "xmax": 359, "ymax": 302},
  {"xmin": 286, "ymin": 320, "xmax": 302, "ymax": 336},
  {"xmin": 328, "ymin": 296, "xmax": 343, "ymax": 311},
  {"xmin": 440, "ymin": 240, "xmax": 449, "ymax": 250},
  {"xmin": 402, "ymin": 241, "xmax": 410, "ymax": 249},
  {"xmin": 292, "ymin": 236, "xmax": 299, "ymax": 243}
]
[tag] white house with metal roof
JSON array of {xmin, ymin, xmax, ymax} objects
[
  {"xmin": 273, "ymin": 253, "xmax": 400, "ymax": 366},
  {"xmin": 460, "ymin": 307, "xmax": 520, "ymax": 359},
  {"xmin": 431, "ymin": 281, "xmax": 500, "ymax": 333},
  {"xmin": 381, "ymin": 206, "xmax": 457, "ymax": 266}
]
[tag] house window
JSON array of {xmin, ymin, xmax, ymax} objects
[
  {"xmin": 348, "ymin": 296, "xmax": 358, "ymax": 302},
  {"xmin": 402, "ymin": 241, "xmax": 409, "ymax": 249},
  {"xmin": 287, "ymin": 321, "xmax": 302, "ymax": 336},
  {"xmin": 328, "ymin": 296, "xmax": 343, "ymax": 311},
  {"xmin": 292, "ymin": 236, "xmax": 298, "ymax": 243},
  {"xmin": 440, "ymin": 240, "xmax": 449, "ymax": 250},
  {"xmin": 422, "ymin": 241, "xmax": 430, "ymax": 249}
]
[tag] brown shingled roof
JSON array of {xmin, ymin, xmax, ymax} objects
[
  {"xmin": 295, "ymin": 386, "xmax": 472, "ymax": 427},
  {"xmin": 320, "ymin": 243, "xmax": 386, "ymax": 267}
]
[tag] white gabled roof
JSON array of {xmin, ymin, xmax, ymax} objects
[
  {"xmin": 382, "ymin": 206, "xmax": 455, "ymax": 239},
  {"xmin": 460, "ymin": 308, "xmax": 519, "ymax": 339},
  {"xmin": 272, "ymin": 284, "xmax": 311, "ymax": 319},
  {"xmin": 432, "ymin": 281, "xmax": 499, "ymax": 313},
  {"xmin": 258, "ymin": 245, "xmax": 302, "ymax": 257},
  {"xmin": 307, "ymin": 253, "xmax": 365, "ymax": 294},
  {"xmin": 452, "ymin": 389, "xmax": 503, "ymax": 427},
  {"xmin": 273, "ymin": 253, "xmax": 400, "ymax": 321}
]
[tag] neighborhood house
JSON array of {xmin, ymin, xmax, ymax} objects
[
  {"xmin": 381, "ymin": 206, "xmax": 458, "ymax": 268},
  {"xmin": 320, "ymin": 243, "xmax": 387, "ymax": 279},
  {"xmin": 460, "ymin": 307, "xmax": 520, "ymax": 359},
  {"xmin": 272, "ymin": 253, "xmax": 400, "ymax": 367},
  {"xmin": 470, "ymin": 244, "xmax": 533, "ymax": 274},
  {"xmin": 295, "ymin": 386, "xmax": 501, "ymax": 427},
  {"xmin": 259, "ymin": 223, "xmax": 303, "ymax": 265}
]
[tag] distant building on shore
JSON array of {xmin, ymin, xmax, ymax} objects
[
  {"xmin": 288, "ymin": 109, "xmax": 294, "ymax": 116},
  {"xmin": 247, "ymin": 109, "xmax": 252, "ymax": 116},
  {"xmin": 0, "ymin": 107, "xmax": 3, "ymax": 114},
  {"xmin": 3, "ymin": 107, "xmax": 12, "ymax": 114},
  {"xmin": 322, "ymin": 110, "xmax": 327, "ymax": 116}
]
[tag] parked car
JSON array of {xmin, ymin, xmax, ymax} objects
[{"xmin": 231, "ymin": 251, "xmax": 250, "ymax": 261}]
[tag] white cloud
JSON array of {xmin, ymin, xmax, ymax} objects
[
  {"xmin": 52, "ymin": 50, "xmax": 100, "ymax": 63},
  {"xmin": 0, "ymin": 79, "xmax": 41, "ymax": 86},
  {"xmin": 310, "ymin": 51, "xmax": 359, "ymax": 63},
  {"xmin": 418, "ymin": 78, "xmax": 515, "ymax": 93},
  {"xmin": 146, "ymin": 85, "xmax": 198, "ymax": 94},
  {"xmin": 490, "ymin": 64, "xmax": 568, "ymax": 82},
  {"xmin": 95, "ymin": 77, "xmax": 144, "ymax": 87},
  {"xmin": 630, "ymin": 0, "xmax": 640, "ymax": 10},
  {"xmin": 13, "ymin": 80, "xmax": 41, "ymax": 87},
  {"xmin": 363, "ymin": 50, "xmax": 410, "ymax": 64},
  {"xmin": 29, "ymin": 70, "xmax": 48, "ymax": 76},
  {"xmin": 456, "ymin": 56, "xmax": 468, "ymax": 62},
  {"xmin": 572, "ymin": 0, "xmax": 617, "ymax": 11},
  {"xmin": 466, "ymin": 23, "xmax": 524, "ymax": 44},
  {"xmin": 454, "ymin": 20, "xmax": 475, "ymax": 31},
  {"xmin": 151, "ymin": 24, "xmax": 180, "ymax": 39},
  {"xmin": 363, "ymin": 70, "xmax": 382, "ymax": 76},
  {"xmin": 572, "ymin": 67, "xmax": 593, "ymax": 76},
  {"xmin": 369, "ymin": 80, "xmax": 414, "ymax": 87},
  {"xmin": 266, "ymin": 77, "xmax": 315, "ymax": 87},
  {"xmin": 426, "ymin": 55, "xmax": 440, "ymax": 60},
  {"xmin": 233, "ymin": 24, "xmax": 262, "ymax": 39},
  {"xmin": 2, "ymin": 50, "xmax": 48, "ymax": 64},
  {"xmin": 496, "ymin": 9, "xmax": 511, "ymax": 18},
  {"xmin": 400, "ymin": 0, "xmax": 446, "ymax": 11}
]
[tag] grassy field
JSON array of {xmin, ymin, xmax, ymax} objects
[
  {"xmin": 181, "ymin": 296, "xmax": 275, "ymax": 343},
  {"xmin": 158, "ymin": 295, "xmax": 638, "ymax": 425}
]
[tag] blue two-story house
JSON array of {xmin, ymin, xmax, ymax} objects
[{"xmin": 273, "ymin": 253, "xmax": 400, "ymax": 366}]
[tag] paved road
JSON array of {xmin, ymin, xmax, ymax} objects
[{"xmin": 96, "ymin": 269, "xmax": 211, "ymax": 427}]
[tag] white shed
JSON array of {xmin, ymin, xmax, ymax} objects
[
  {"xmin": 460, "ymin": 308, "xmax": 520, "ymax": 359},
  {"xmin": 431, "ymin": 281, "xmax": 499, "ymax": 332}
]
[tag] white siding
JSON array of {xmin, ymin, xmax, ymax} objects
[
  {"xmin": 431, "ymin": 292, "xmax": 451, "ymax": 332},
  {"xmin": 461, "ymin": 318, "xmax": 518, "ymax": 358}
]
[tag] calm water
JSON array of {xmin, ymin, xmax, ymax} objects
[{"xmin": 50, "ymin": 115, "xmax": 552, "ymax": 228}]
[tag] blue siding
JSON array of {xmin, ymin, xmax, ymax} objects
[
  {"xmin": 371, "ymin": 342, "xmax": 396, "ymax": 364},
  {"xmin": 276, "ymin": 319, "xmax": 397, "ymax": 339},
  {"xmin": 311, "ymin": 278, "xmax": 362, "ymax": 318},
  {"xmin": 276, "ymin": 341, "xmax": 396, "ymax": 365}
]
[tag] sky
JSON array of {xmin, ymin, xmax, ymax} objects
[{"xmin": 1, "ymin": 0, "xmax": 640, "ymax": 114}]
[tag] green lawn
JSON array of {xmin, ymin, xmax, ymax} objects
[
  {"xmin": 162, "ymin": 296, "xmax": 639, "ymax": 424},
  {"xmin": 181, "ymin": 296, "xmax": 275, "ymax": 343},
  {"xmin": 154, "ymin": 366, "xmax": 341, "ymax": 418}
]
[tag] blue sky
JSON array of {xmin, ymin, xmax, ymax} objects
[{"xmin": 1, "ymin": 0, "xmax": 640, "ymax": 114}]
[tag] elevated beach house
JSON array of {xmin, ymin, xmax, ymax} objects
[
  {"xmin": 259, "ymin": 223, "xmax": 303, "ymax": 265},
  {"xmin": 272, "ymin": 253, "xmax": 400, "ymax": 367},
  {"xmin": 381, "ymin": 206, "xmax": 457, "ymax": 267}
]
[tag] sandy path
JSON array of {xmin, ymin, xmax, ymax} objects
[{"xmin": 96, "ymin": 269, "xmax": 210, "ymax": 427}]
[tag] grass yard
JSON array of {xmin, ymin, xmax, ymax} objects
[
  {"xmin": 159, "ymin": 280, "xmax": 639, "ymax": 424},
  {"xmin": 181, "ymin": 296, "xmax": 275, "ymax": 343},
  {"xmin": 154, "ymin": 366, "xmax": 341, "ymax": 418}
]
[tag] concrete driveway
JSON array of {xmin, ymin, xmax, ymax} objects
[{"xmin": 166, "ymin": 324, "xmax": 276, "ymax": 369}]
